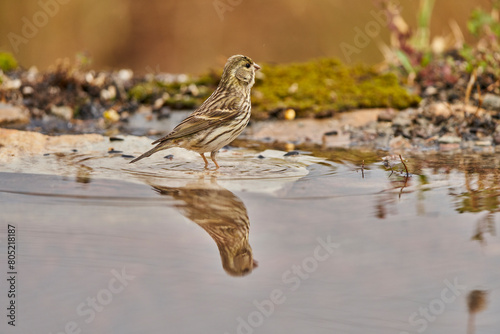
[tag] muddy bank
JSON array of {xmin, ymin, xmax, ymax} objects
[{"xmin": 248, "ymin": 102, "xmax": 500, "ymax": 151}]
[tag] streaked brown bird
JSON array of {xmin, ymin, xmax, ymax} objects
[
  {"xmin": 130, "ymin": 55, "xmax": 260, "ymax": 169},
  {"xmin": 151, "ymin": 178, "xmax": 258, "ymax": 277}
]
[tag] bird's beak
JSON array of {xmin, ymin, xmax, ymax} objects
[{"xmin": 253, "ymin": 63, "xmax": 261, "ymax": 71}]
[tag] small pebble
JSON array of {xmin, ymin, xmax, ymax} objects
[
  {"xmin": 438, "ymin": 135, "xmax": 462, "ymax": 144},
  {"xmin": 377, "ymin": 109, "xmax": 396, "ymax": 122},
  {"xmin": 22, "ymin": 86, "xmax": 34, "ymax": 95},
  {"xmin": 121, "ymin": 154, "xmax": 135, "ymax": 159},
  {"xmin": 164, "ymin": 154, "xmax": 174, "ymax": 160},
  {"xmin": 475, "ymin": 140, "xmax": 492, "ymax": 147},
  {"xmin": 284, "ymin": 108, "xmax": 296, "ymax": 120},
  {"xmin": 284, "ymin": 151, "xmax": 299, "ymax": 157},
  {"xmin": 43, "ymin": 153, "xmax": 50, "ymax": 156},
  {"xmin": 324, "ymin": 130, "xmax": 338, "ymax": 136},
  {"xmin": 103, "ymin": 109, "xmax": 120, "ymax": 122},
  {"xmin": 494, "ymin": 134, "xmax": 500, "ymax": 145},
  {"xmin": 424, "ymin": 86, "xmax": 438, "ymax": 96},
  {"xmin": 50, "ymin": 105, "xmax": 73, "ymax": 121},
  {"xmin": 257, "ymin": 154, "xmax": 265, "ymax": 159},
  {"xmin": 482, "ymin": 93, "xmax": 500, "ymax": 111},
  {"xmin": 109, "ymin": 137, "xmax": 124, "ymax": 142},
  {"xmin": 72, "ymin": 149, "xmax": 78, "ymax": 152},
  {"xmin": 158, "ymin": 107, "xmax": 171, "ymax": 120}
]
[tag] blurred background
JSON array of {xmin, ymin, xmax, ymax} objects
[{"xmin": 0, "ymin": 0, "xmax": 493, "ymax": 74}]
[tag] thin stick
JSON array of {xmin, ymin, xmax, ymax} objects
[
  {"xmin": 361, "ymin": 160, "xmax": 365, "ymax": 178},
  {"xmin": 465, "ymin": 69, "xmax": 477, "ymax": 105},
  {"xmin": 475, "ymin": 82, "xmax": 483, "ymax": 115},
  {"xmin": 399, "ymin": 154, "xmax": 409, "ymax": 177},
  {"xmin": 399, "ymin": 176, "xmax": 408, "ymax": 199}
]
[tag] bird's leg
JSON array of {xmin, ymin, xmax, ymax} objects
[
  {"xmin": 200, "ymin": 153, "xmax": 209, "ymax": 169},
  {"xmin": 210, "ymin": 151, "xmax": 220, "ymax": 170}
]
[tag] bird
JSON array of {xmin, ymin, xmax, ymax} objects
[
  {"xmin": 130, "ymin": 55, "xmax": 260, "ymax": 169},
  {"xmin": 151, "ymin": 178, "xmax": 258, "ymax": 276}
]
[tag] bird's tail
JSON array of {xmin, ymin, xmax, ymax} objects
[{"xmin": 129, "ymin": 143, "xmax": 169, "ymax": 164}]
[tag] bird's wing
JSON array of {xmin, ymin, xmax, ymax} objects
[{"xmin": 151, "ymin": 108, "xmax": 241, "ymax": 144}]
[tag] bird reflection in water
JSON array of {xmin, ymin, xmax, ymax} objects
[{"xmin": 151, "ymin": 177, "xmax": 258, "ymax": 277}]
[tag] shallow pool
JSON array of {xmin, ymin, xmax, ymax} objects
[{"xmin": 0, "ymin": 145, "xmax": 499, "ymax": 334}]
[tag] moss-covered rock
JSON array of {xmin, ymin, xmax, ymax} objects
[
  {"xmin": 252, "ymin": 58, "xmax": 421, "ymax": 119},
  {"xmin": 0, "ymin": 52, "xmax": 18, "ymax": 72}
]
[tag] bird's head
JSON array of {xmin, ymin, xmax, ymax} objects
[{"xmin": 220, "ymin": 55, "xmax": 260, "ymax": 89}]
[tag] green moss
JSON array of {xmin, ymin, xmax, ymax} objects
[
  {"xmin": 252, "ymin": 58, "xmax": 421, "ymax": 118},
  {"xmin": 128, "ymin": 81, "xmax": 157, "ymax": 102},
  {"xmin": 0, "ymin": 52, "xmax": 18, "ymax": 72}
]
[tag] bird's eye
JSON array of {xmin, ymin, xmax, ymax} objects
[{"xmin": 245, "ymin": 63, "xmax": 251, "ymax": 68}]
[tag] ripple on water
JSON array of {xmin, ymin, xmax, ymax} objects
[
  {"xmin": 1, "ymin": 147, "xmax": 334, "ymax": 195},
  {"xmin": 73, "ymin": 148, "xmax": 326, "ymax": 181}
]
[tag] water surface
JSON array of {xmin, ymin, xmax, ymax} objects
[{"xmin": 0, "ymin": 147, "xmax": 499, "ymax": 334}]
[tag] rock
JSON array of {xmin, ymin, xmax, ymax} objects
[
  {"xmin": 389, "ymin": 135, "xmax": 412, "ymax": 149},
  {"xmin": 153, "ymin": 98, "xmax": 164, "ymax": 110},
  {"xmin": 438, "ymin": 135, "xmax": 461, "ymax": 144},
  {"xmin": 323, "ymin": 130, "xmax": 338, "ymax": 136},
  {"xmin": 2, "ymin": 78, "xmax": 21, "ymax": 90},
  {"xmin": 427, "ymin": 102, "xmax": 452, "ymax": 119},
  {"xmin": 494, "ymin": 126, "xmax": 500, "ymax": 145},
  {"xmin": 186, "ymin": 83, "xmax": 199, "ymax": 96},
  {"xmin": 50, "ymin": 105, "xmax": 73, "ymax": 121},
  {"xmin": 284, "ymin": 108, "xmax": 296, "ymax": 120},
  {"xmin": 377, "ymin": 109, "xmax": 396, "ymax": 122},
  {"xmin": 482, "ymin": 94, "xmax": 500, "ymax": 111},
  {"xmin": 26, "ymin": 66, "xmax": 39, "ymax": 83},
  {"xmin": 100, "ymin": 85, "xmax": 117, "ymax": 100},
  {"xmin": 493, "ymin": 134, "xmax": 500, "ymax": 145},
  {"xmin": 22, "ymin": 86, "xmax": 34, "ymax": 95},
  {"xmin": 103, "ymin": 109, "xmax": 120, "ymax": 123},
  {"xmin": 424, "ymin": 86, "xmax": 438, "ymax": 96},
  {"xmin": 284, "ymin": 150, "xmax": 299, "ymax": 157},
  {"xmin": 439, "ymin": 143, "xmax": 461, "ymax": 151},
  {"xmin": 117, "ymin": 69, "xmax": 133, "ymax": 82},
  {"xmin": 474, "ymin": 139, "xmax": 492, "ymax": 147},
  {"xmin": 0, "ymin": 103, "xmax": 29, "ymax": 125},
  {"xmin": 288, "ymin": 83, "xmax": 298, "ymax": 94},
  {"xmin": 158, "ymin": 107, "xmax": 171, "ymax": 120},
  {"xmin": 392, "ymin": 111, "xmax": 412, "ymax": 128},
  {"xmin": 93, "ymin": 73, "xmax": 107, "ymax": 87}
]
